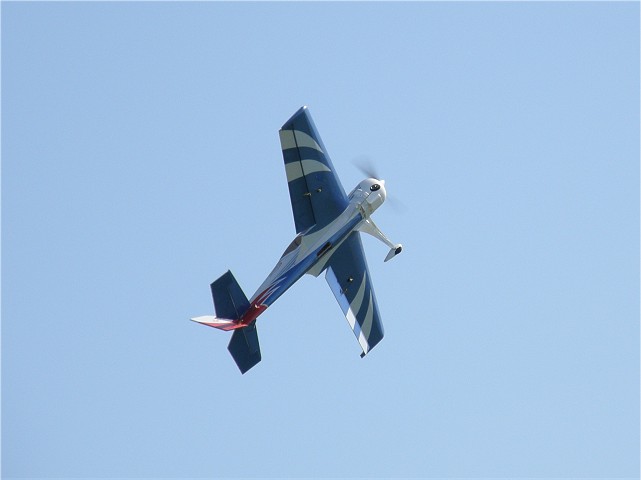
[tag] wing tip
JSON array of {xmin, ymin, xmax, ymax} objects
[{"xmin": 281, "ymin": 105, "xmax": 311, "ymax": 130}]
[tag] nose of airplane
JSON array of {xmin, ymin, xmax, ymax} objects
[
  {"xmin": 366, "ymin": 178, "xmax": 386, "ymax": 211},
  {"xmin": 377, "ymin": 179, "xmax": 387, "ymax": 203}
]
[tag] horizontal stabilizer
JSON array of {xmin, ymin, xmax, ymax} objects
[
  {"xmin": 190, "ymin": 316, "xmax": 245, "ymax": 331},
  {"xmin": 228, "ymin": 321, "xmax": 262, "ymax": 374},
  {"xmin": 211, "ymin": 271, "xmax": 250, "ymax": 320}
]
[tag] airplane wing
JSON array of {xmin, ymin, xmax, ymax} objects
[
  {"xmin": 279, "ymin": 106, "xmax": 349, "ymax": 234},
  {"xmin": 325, "ymin": 232, "xmax": 385, "ymax": 357}
]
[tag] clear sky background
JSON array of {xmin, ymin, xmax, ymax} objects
[{"xmin": 2, "ymin": 2, "xmax": 639, "ymax": 479}]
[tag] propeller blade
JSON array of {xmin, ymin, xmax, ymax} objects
[
  {"xmin": 386, "ymin": 196, "xmax": 408, "ymax": 214},
  {"xmin": 352, "ymin": 156, "xmax": 406, "ymax": 213},
  {"xmin": 353, "ymin": 155, "xmax": 379, "ymax": 180}
]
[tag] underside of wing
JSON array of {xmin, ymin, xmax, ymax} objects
[
  {"xmin": 325, "ymin": 232, "xmax": 384, "ymax": 357},
  {"xmin": 279, "ymin": 106, "xmax": 348, "ymax": 234}
]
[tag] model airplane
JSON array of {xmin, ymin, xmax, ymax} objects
[{"xmin": 192, "ymin": 106, "xmax": 402, "ymax": 373}]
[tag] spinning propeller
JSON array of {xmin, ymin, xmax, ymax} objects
[{"xmin": 353, "ymin": 156, "xmax": 406, "ymax": 213}]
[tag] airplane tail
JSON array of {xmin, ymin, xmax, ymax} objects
[
  {"xmin": 191, "ymin": 270, "xmax": 262, "ymax": 374},
  {"xmin": 228, "ymin": 322, "xmax": 261, "ymax": 374}
]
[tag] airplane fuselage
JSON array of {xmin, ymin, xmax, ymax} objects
[
  {"xmin": 236, "ymin": 178, "xmax": 387, "ymax": 327},
  {"xmin": 191, "ymin": 106, "xmax": 403, "ymax": 372}
]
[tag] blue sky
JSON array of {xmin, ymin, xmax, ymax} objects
[{"xmin": 2, "ymin": 2, "xmax": 639, "ymax": 478}]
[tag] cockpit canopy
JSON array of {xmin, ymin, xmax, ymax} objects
[{"xmin": 282, "ymin": 234, "xmax": 303, "ymax": 256}]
